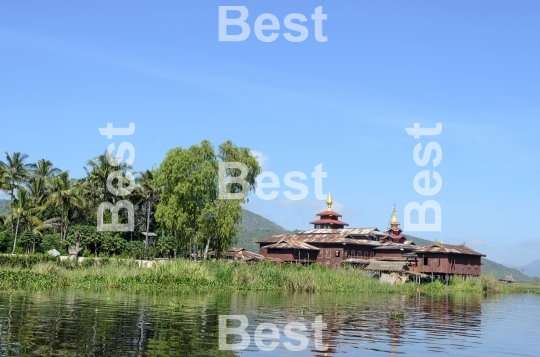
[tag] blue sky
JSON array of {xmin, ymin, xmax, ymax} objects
[{"xmin": 1, "ymin": 1, "xmax": 539, "ymax": 265}]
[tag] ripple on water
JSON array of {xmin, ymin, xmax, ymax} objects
[{"xmin": 0, "ymin": 291, "xmax": 538, "ymax": 356}]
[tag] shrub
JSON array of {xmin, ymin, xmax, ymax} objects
[
  {"xmin": 125, "ymin": 241, "xmax": 145, "ymax": 259},
  {"xmin": 0, "ymin": 254, "xmax": 59, "ymax": 268},
  {"xmin": 40, "ymin": 233, "xmax": 64, "ymax": 254},
  {"xmin": 0, "ymin": 233, "xmax": 14, "ymax": 253},
  {"xmin": 101, "ymin": 234, "xmax": 127, "ymax": 256},
  {"xmin": 480, "ymin": 275, "xmax": 502, "ymax": 293}
]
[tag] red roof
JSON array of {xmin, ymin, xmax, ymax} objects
[
  {"xmin": 315, "ymin": 210, "xmax": 342, "ymax": 217},
  {"xmin": 309, "ymin": 218, "xmax": 349, "ymax": 226}
]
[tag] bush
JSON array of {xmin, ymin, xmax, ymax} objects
[
  {"xmin": 101, "ymin": 234, "xmax": 127, "ymax": 257},
  {"xmin": 0, "ymin": 254, "xmax": 60, "ymax": 268},
  {"xmin": 125, "ymin": 241, "xmax": 145, "ymax": 259},
  {"xmin": 40, "ymin": 233, "xmax": 64, "ymax": 254},
  {"xmin": 0, "ymin": 233, "xmax": 14, "ymax": 253},
  {"xmin": 480, "ymin": 275, "xmax": 502, "ymax": 293}
]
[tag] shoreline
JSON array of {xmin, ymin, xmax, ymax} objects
[{"xmin": 0, "ymin": 255, "xmax": 538, "ymax": 294}]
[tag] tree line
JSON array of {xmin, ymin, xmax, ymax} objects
[{"xmin": 0, "ymin": 140, "xmax": 261, "ymax": 259}]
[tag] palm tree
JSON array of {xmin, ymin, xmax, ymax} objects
[
  {"xmin": 32, "ymin": 159, "xmax": 60, "ymax": 180},
  {"xmin": 0, "ymin": 152, "xmax": 33, "ymax": 201},
  {"xmin": 136, "ymin": 170, "xmax": 159, "ymax": 247},
  {"xmin": 84, "ymin": 151, "xmax": 131, "ymax": 205},
  {"xmin": 46, "ymin": 172, "xmax": 85, "ymax": 240},
  {"xmin": 4, "ymin": 188, "xmax": 43, "ymax": 254},
  {"xmin": 0, "ymin": 165, "xmax": 9, "ymax": 196},
  {"xmin": 28, "ymin": 177, "xmax": 47, "ymax": 206}
]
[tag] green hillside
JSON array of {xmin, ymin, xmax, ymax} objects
[
  {"xmin": 234, "ymin": 210, "xmax": 291, "ymax": 253},
  {"xmin": 404, "ymin": 234, "xmax": 532, "ymax": 283},
  {"xmin": 0, "ymin": 199, "xmax": 8, "ymax": 214}
]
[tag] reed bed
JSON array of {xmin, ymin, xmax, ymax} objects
[{"xmin": 0, "ymin": 258, "xmax": 517, "ymax": 294}]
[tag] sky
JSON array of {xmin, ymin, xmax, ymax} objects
[{"xmin": 1, "ymin": 1, "xmax": 539, "ymax": 266}]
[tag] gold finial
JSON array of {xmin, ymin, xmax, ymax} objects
[
  {"xmin": 326, "ymin": 191, "xmax": 333, "ymax": 211},
  {"xmin": 391, "ymin": 205, "xmax": 398, "ymax": 223}
]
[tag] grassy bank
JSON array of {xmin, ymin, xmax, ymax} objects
[{"xmin": 0, "ymin": 255, "xmax": 537, "ymax": 294}]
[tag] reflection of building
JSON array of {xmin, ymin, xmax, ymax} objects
[{"xmin": 258, "ymin": 194, "xmax": 485, "ymax": 279}]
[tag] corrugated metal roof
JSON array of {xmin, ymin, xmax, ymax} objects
[
  {"xmin": 299, "ymin": 228, "xmax": 382, "ymax": 235},
  {"xmin": 365, "ymin": 261, "xmax": 408, "ymax": 271},
  {"xmin": 263, "ymin": 240, "xmax": 320, "ymax": 250},
  {"xmin": 415, "ymin": 242, "xmax": 485, "ymax": 256},
  {"xmin": 257, "ymin": 231, "xmax": 485, "ymax": 257}
]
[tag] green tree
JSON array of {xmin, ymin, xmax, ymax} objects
[
  {"xmin": 4, "ymin": 188, "xmax": 43, "ymax": 253},
  {"xmin": 32, "ymin": 159, "xmax": 61, "ymax": 179},
  {"xmin": 154, "ymin": 140, "xmax": 260, "ymax": 259},
  {"xmin": 46, "ymin": 171, "xmax": 85, "ymax": 240},
  {"xmin": 136, "ymin": 169, "xmax": 158, "ymax": 247},
  {"xmin": 0, "ymin": 152, "xmax": 33, "ymax": 201},
  {"xmin": 83, "ymin": 151, "xmax": 132, "ymax": 205}
]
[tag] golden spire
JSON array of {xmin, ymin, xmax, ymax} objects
[
  {"xmin": 391, "ymin": 205, "xmax": 398, "ymax": 224},
  {"xmin": 326, "ymin": 191, "xmax": 333, "ymax": 211},
  {"xmin": 389, "ymin": 204, "xmax": 400, "ymax": 231}
]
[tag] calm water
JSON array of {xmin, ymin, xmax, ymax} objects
[{"xmin": 0, "ymin": 290, "xmax": 538, "ymax": 356}]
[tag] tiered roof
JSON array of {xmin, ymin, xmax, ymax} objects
[{"xmin": 309, "ymin": 192, "xmax": 349, "ymax": 228}]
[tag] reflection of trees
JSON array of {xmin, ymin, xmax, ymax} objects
[
  {"xmin": 0, "ymin": 290, "xmax": 237, "ymax": 357},
  {"xmin": 0, "ymin": 290, "xmax": 493, "ymax": 356}
]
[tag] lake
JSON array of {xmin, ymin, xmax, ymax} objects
[{"xmin": 0, "ymin": 290, "xmax": 538, "ymax": 356}]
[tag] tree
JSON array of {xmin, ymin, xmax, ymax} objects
[
  {"xmin": 154, "ymin": 140, "xmax": 261, "ymax": 259},
  {"xmin": 4, "ymin": 188, "xmax": 43, "ymax": 253},
  {"xmin": 0, "ymin": 152, "xmax": 33, "ymax": 201},
  {"xmin": 32, "ymin": 159, "xmax": 61, "ymax": 179},
  {"xmin": 84, "ymin": 151, "xmax": 131, "ymax": 205},
  {"xmin": 46, "ymin": 171, "xmax": 85, "ymax": 240},
  {"xmin": 136, "ymin": 170, "xmax": 159, "ymax": 247}
]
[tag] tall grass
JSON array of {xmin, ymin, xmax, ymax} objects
[{"xmin": 0, "ymin": 257, "xmax": 516, "ymax": 294}]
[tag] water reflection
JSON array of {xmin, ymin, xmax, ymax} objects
[{"xmin": 0, "ymin": 290, "xmax": 538, "ymax": 356}]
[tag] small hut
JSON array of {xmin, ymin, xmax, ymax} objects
[
  {"xmin": 500, "ymin": 275, "xmax": 515, "ymax": 283},
  {"xmin": 365, "ymin": 260, "xmax": 409, "ymax": 285},
  {"xmin": 141, "ymin": 232, "xmax": 157, "ymax": 246}
]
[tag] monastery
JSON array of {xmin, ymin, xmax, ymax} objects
[{"xmin": 257, "ymin": 193, "xmax": 485, "ymax": 283}]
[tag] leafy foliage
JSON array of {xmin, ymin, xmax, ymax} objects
[
  {"xmin": 155, "ymin": 140, "xmax": 261, "ymax": 259},
  {"xmin": 0, "ymin": 143, "xmax": 264, "ymax": 259}
]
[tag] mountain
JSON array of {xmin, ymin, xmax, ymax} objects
[
  {"xmin": 506, "ymin": 260, "xmax": 540, "ymax": 278},
  {"xmin": 235, "ymin": 210, "xmax": 291, "ymax": 253},
  {"xmin": 404, "ymin": 234, "xmax": 532, "ymax": 283},
  {"xmin": 0, "ymin": 199, "xmax": 8, "ymax": 214}
]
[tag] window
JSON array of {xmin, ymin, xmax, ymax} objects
[
  {"xmin": 345, "ymin": 250, "xmax": 349, "ymax": 258},
  {"xmin": 364, "ymin": 251, "xmax": 369, "ymax": 258},
  {"xmin": 326, "ymin": 249, "xmax": 330, "ymax": 258},
  {"xmin": 352, "ymin": 250, "xmax": 356, "ymax": 258},
  {"xmin": 424, "ymin": 257, "xmax": 429, "ymax": 266},
  {"xmin": 335, "ymin": 250, "xmax": 340, "ymax": 257},
  {"xmin": 370, "ymin": 252, "xmax": 374, "ymax": 258}
]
